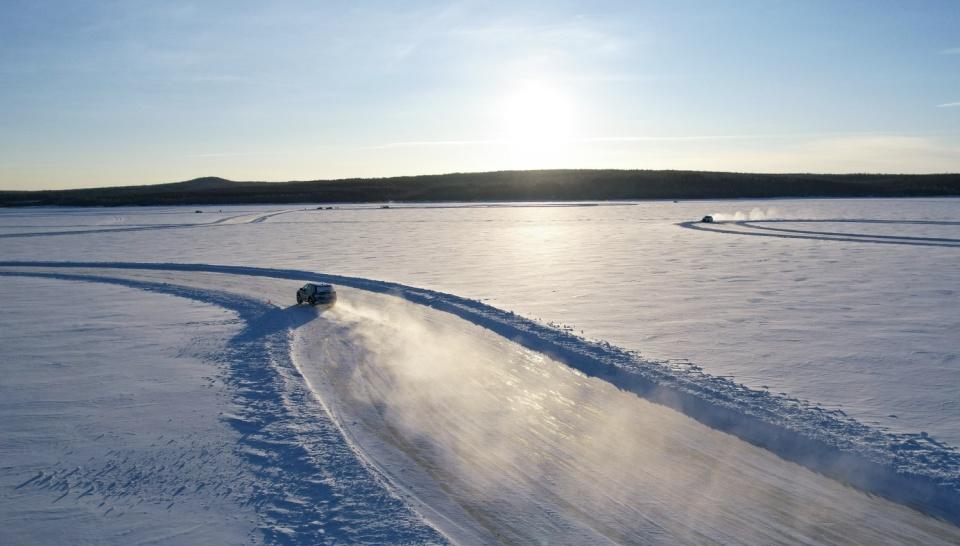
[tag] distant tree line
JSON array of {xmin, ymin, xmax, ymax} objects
[{"xmin": 2, "ymin": 169, "xmax": 959, "ymax": 207}]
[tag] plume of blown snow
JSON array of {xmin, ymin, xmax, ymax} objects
[
  {"xmin": 711, "ymin": 207, "xmax": 781, "ymax": 221},
  {"xmin": 305, "ymin": 291, "xmax": 945, "ymax": 544}
]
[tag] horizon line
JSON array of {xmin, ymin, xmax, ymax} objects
[{"xmin": 4, "ymin": 167, "xmax": 960, "ymax": 193}]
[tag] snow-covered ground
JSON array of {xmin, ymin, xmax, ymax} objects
[
  {"xmin": 0, "ymin": 272, "xmax": 446, "ymax": 545},
  {"xmin": 0, "ymin": 277, "xmax": 259, "ymax": 545},
  {"xmin": 1, "ymin": 198, "xmax": 958, "ymax": 543}
]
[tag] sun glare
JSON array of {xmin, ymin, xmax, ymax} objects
[{"xmin": 496, "ymin": 81, "xmax": 577, "ymax": 167}]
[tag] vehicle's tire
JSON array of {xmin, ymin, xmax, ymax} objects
[
  {"xmin": 308, "ymin": 297, "xmax": 315, "ymax": 305},
  {"xmin": 297, "ymin": 294, "xmax": 303, "ymax": 305}
]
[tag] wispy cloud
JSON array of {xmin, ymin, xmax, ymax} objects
[
  {"xmin": 940, "ymin": 48, "xmax": 960, "ymax": 55},
  {"xmin": 182, "ymin": 152, "xmax": 250, "ymax": 158},
  {"xmin": 937, "ymin": 102, "xmax": 960, "ymax": 108},
  {"xmin": 369, "ymin": 139, "xmax": 506, "ymax": 150},
  {"xmin": 447, "ymin": 19, "xmax": 626, "ymax": 54},
  {"xmin": 368, "ymin": 135, "xmax": 754, "ymax": 150},
  {"xmin": 370, "ymin": 132, "xmax": 869, "ymax": 150},
  {"xmin": 585, "ymin": 135, "xmax": 761, "ymax": 143}
]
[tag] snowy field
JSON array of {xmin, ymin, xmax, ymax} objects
[{"xmin": 1, "ymin": 198, "xmax": 959, "ymax": 544}]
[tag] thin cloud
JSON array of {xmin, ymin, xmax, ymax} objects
[
  {"xmin": 937, "ymin": 102, "xmax": 960, "ymax": 108},
  {"xmin": 579, "ymin": 131, "xmax": 908, "ymax": 143},
  {"xmin": 369, "ymin": 139, "xmax": 507, "ymax": 150},
  {"xmin": 182, "ymin": 152, "xmax": 250, "ymax": 158},
  {"xmin": 447, "ymin": 19, "xmax": 625, "ymax": 54},
  {"xmin": 368, "ymin": 130, "xmax": 957, "ymax": 151},
  {"xmin": 369, "ymin": 135, "xmax": 751, "ymax": 149},
  {"xmin": 940, "ymin": 48, "xmax": 960, "ymax": 55},
  {"xmin": 585, "ymin": 135, "xmax": 760, "ymax": 143}
]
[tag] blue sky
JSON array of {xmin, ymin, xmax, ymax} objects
[{"xmin": 1, "ymin": 0, "xmax": 958, "ymax": 189}]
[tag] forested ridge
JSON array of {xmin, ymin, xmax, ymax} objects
[{"xmin": 3, "ymin": 169, "xmax": 959, "ymax": 206}]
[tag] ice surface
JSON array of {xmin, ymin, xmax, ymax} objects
[
  {"xmin": 1, "ymin": 198, "xmax": 957, "ymax": 445},
  {"xmin": 1, "ymin": 198, "xmax": 959, "ymax": 542}
]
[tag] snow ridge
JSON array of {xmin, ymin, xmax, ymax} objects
[
  {"xmin": 0, "ymin": 270, "xmax": 449, "ymax": 545},
  {"xmin": 2, "ymin": 261, "xmax": 958, "ymax": 526}
]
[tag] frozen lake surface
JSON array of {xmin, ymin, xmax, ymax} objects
[
  {"xmin": 2, "ymin": 198, "xmax": 957, "ymax": 444},
  {"xmin": 1, "ymin": 197, "xmax": 959, "ymax": 543}
]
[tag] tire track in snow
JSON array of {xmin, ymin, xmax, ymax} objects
[
  {"xmin": 678, "ymin": 219, "xmax": 960, "ymax": 248},
  {"xmin": 249, "ymin": 209, "xmax": 298, "ymax": 223},
  {"xmin": 738, "ymin": 219, "xmax": 960, "ymax": 244},
  {"xmin": 2, "ymin": 260, "xmax": 959, "ymax": 529},
  {"xmin": 0, "ymin": 209, "xmax": 298, "ymax": 238},
  {"xmin": 0, "ymin": 270, "xmax": 449, "ymax": 546}
]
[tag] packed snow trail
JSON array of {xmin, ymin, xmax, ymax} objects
[
  {"xmin": 2, "ymin": 264, "xmax": 958, "ymax": 545},
  {"xmin": 300, "ymin": 289, "xmax": 960, "ymax": 544}
]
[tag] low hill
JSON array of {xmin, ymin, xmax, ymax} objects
[
  {"xmin": 1, "ymin": 169, "xmax": 959, "ymax": 206},
  {"xmin": 160, "ymin": 176, "xmax": 248, "ymax": 191}
]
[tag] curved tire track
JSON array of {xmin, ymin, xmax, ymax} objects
[{"xmin": 678, "ymin": 219, "xmax": 960, "ymax": 248}]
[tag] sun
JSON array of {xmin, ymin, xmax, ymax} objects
[{"xmin": 495, "ymin": 81, "xmax": 577, "ymax": 167}]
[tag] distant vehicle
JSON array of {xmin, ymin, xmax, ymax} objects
[
  {"xmin": 297, "ymin": 283, "xmax": 337, "ymax": 306},
  {"xmin": 701, "ymin": 215, "xmax": 714, "ymax": 223}
]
